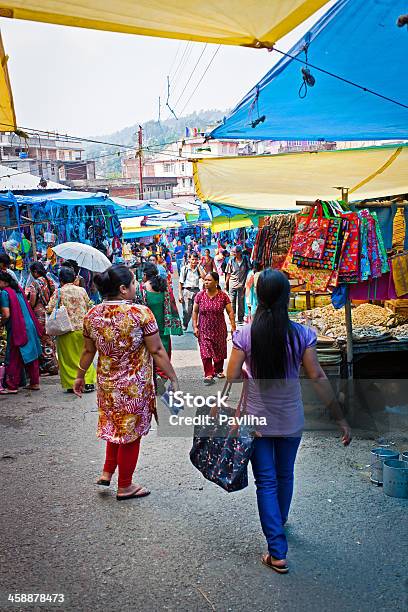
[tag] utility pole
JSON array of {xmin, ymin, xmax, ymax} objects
[{"xmin": 138, "ymin": 125, "xmax": 144, "ymax": 200}]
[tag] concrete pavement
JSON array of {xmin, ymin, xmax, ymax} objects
[{"xmin": 0, "ymin": 330, "xmax": 407, "ymax": 612}]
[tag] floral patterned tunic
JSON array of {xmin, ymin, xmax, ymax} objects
[
  {"xmin": 194, "ymin": 290, "xmax": 230, "ymax": 361},
  {"xmin": 83, "ymin": 301, "xmax": 159, "ymax": 444}
]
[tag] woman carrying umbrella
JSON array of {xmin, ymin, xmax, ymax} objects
[
  {"xmin": 47, "ymin": 267, "xmax": 96, "ymax": 393},
  {"xmin": 25, "ymin": 262, "xmax": 58, "ymax": 376},
  {"xmin": 73, "ymin": 265, "xmax": 178, "ymax": 500},
  {"xmin": 0, "ymin": 271, "xmax": 43, "ymax": 393}
]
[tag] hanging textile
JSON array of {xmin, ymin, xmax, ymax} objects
[
  {"xmin": 291, "ymin": 202, "xmax": 343, "ymax": 270},
  {"xmin": 338, "ymin": 211, "xmax": 360, "ymax": 283},
  {"xmin": 390, "ymin": 251, "xmax": 408, "ymax": 297},
  {"xmin": 291, "ymin": 203, "xmax": 330, "ymax": 260},
  {"xmin": 282, "ymin": 242, "xmax": 338, "ymax": 291},
  {"xmin": 252, "ymin": 213, "xmax": 297, "ymax": 269}
]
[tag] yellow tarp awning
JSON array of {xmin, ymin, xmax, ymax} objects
[
  {"xmin": 194, "ymin": 145, "xmax": 408, "ymax": 211},
  {"xmin": 0, "ymin": 1, "xmax": 328, "ymax": 47},
  {"xmin": 0, "ymin": 30, "xmax": 16, "ymax": 132},
  {"xmin": 212, "ymin": 216, "xmax": 252, "ymax": 232}
]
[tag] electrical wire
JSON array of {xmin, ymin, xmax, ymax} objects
[
  {"xmin": 173, "ymin": 44, "xmax": 208, "ymax": 110},
  {"xmin": 178, "ymin": 45, "xmax": 222, "ymax": 116},
  {"xmin": 272, "ymin": 46, "xmax": 408, "ymax": 110}
]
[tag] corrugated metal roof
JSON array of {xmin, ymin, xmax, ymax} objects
[{"xmin": 0, "ymin": 164, "xmax": 68, "ymax": 192}]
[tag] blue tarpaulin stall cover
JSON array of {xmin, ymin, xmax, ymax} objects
[{"xmin": 209, "ymin": 0, "xmax": 408, "ymax": 141}]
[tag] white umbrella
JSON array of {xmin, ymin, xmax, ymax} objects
[{"xmin": 52, "ymin": 242, "xmax": 111, "ymax": 273}]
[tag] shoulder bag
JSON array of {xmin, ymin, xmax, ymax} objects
[
  {"xmin": 46, "ymin": 288, "xmax": 74, "ymax": 336},
  {"xmin": 189, "ymin": 377, "xmax": 254, "ymax": 492}
]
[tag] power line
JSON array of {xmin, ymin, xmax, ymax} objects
[
  {"xmin": 179, "ymin": 46, "xmax": 222, "ymax": 116},
  {"xmin": 272, "ymin": 46, "xmax": 408, "ymax": 111},
  {"xmin": 173, "ymin": 44, "xmax": 208, "ymax": 111}
]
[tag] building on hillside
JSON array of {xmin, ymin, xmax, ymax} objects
[
  {"xmin": 0, "ymin": 132, "xmax": 95, "ymax": 187},
  {"xmin": 69, "ymin": 176, "xmax": 177, "ymax": 200},
  {"xmin": 123, "ymin": 133, "xmax": 239, "ymax": 198},
  {"xmin": 250, "ymin": 140, "xmax": 337, "ymax": 155}
]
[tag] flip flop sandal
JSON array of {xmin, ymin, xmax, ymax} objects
[
  {"xmin": 96, "ymin": 479, "xmax": 111, "ymax": 486},
  {"xmin": 261, "ymin": 554, "xmax": 289, "ymax": 574},
  {"xmin": 116, "ymin": 486, "xmax": 151, "ymax": 501},
  {"xmin": 0, "ymin": 389, "xmax": 18, "ymax": 395}
]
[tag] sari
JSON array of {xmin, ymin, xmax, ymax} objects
[{"xmin": 26, "ymin": 276, "xmax": 58, "ymax": 375}]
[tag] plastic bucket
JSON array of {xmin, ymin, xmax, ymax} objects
[
  {"xmin": 370, "ymin": 448, "xmax": 400, "ymax": 485},
  {"xmin": 383, "ymin": 459, "xmax": 408, "ymax": 498}
]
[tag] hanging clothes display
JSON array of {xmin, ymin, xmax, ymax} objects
[
  {"xmin": 291, "ymin": 202, "xmax": 343, "ymax": 270},
  {"xmin": 390, "ymin": 251, "xmax": 408, "ymax": 297},
  {"xmin": 252, "ymin": 213, "xmax": 297, "ymax": 269}
]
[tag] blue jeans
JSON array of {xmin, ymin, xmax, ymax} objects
[
  {"xmin": 176, "ymin": 259, "xmax": 183, "ymax": 275},
  {"xmin": 251, "ymin": 436, "xmax": 301, "ymax": 559}
]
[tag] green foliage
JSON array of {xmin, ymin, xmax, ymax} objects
[{"xmin": 84, "ymin": 109, "xmax": 226, "ymax": 176}]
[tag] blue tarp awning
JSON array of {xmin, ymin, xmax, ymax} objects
[
  {"xmin": 209, "ymin": 0, "xmax": 408, "ymax": 141},
  {"xmin": 0, "ymin": 190, "xmax": 112, "ymax": 208}
]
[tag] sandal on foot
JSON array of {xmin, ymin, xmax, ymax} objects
[
  {"xmin": 261, "ymin": 554, "xmax": 289, "ymax": 574},
  {"xmin": 96, "ymin": 478, "xmax": 111, "ymax": 486},
  {"xmin": 0, "ymin": 388, "xmax": 18, "ymax": 395},
  {"xmin": 116, "ymin": 486, "xmax": 151, "ymax": 501}
]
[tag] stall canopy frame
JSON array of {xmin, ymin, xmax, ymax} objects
[
  {"xmin": 193, "ymin": 144, "xmax": 408, "ymax": 213},
  {"xmin": 0, "ymin": 1, "xmax": 329, "ymax": 48},
  {"xmin": 209, "ymin": 0, "xmax": 408, "ymax": 141}
]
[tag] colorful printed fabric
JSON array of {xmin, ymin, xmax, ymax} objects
[
  {"xmin": 371, "ymin": 211, "xmax": 389, "ymax": 275},
  {"xmin": 282, "ymin": 245, "xmax": 337, "ymax": 291},
  {"xmin": 338, "ymin": 212, "xmax": 360, "ymax": 283},
  {"xmin": 292, "ymin": 217, "xmax": 342, "ymax": 270},
  {"xmin": 83, "ymin": 302, "xmax": 159, "ymax": 444},
  {"xmin": 358, "ymin": 213, "xmax": 370, "ymax": 281},
  {"xmin": 391, "ymin": 252, "xmax": 408, "ymax": 297},
  {"xmin": 194, "ymin": 290, "xmax": 230, "ymax": 361},
  {"xmin": 292, "ymin": 216, "xmax": 330, "ymax": 260},
  {"xmin": 47, "ymin": 283, "xmax": 93, "ymax": 331},
  {"xmin": 138, "ymin": 283, "xmax": 183, "ymax": 337}
]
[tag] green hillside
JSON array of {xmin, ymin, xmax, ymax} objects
[{"xmin": 85, "ymin": 109, "xmax": 226, "ymax": 178}]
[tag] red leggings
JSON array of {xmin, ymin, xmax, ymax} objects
[
  {"xmin": 202, "ymin": 358, "xmax": 224, "ymax": 378},
  {"xmin": 103, "ymin": 438, "xmax": 141, "ymax": 488},
  {"xmin": 6, "ymin": 344, "xmax": 40, "ymax": 391}
]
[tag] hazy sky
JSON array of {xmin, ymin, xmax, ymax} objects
[{"xmin": 1, "ymin": 3, "xmax": 333, "ymax": 138}]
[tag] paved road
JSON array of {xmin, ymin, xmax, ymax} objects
[{"xmin": 0, "ymin": 330, "xmax": 407, "ymax": 612}]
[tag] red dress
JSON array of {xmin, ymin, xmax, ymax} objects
[{"xmin": 194, "ymin": 290, "xmax": 230, "ymax": 361}]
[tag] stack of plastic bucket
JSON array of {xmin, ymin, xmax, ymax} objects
[
  {"xmin": 370, "ymin": 447, "xmax": 399, "ymax": 485},
  {"xmin": 383, "ymin": 450, "xmax": 408, "ymax": 499}
]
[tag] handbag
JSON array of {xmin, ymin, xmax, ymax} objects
[
  {"xmin": 292, "ymin": 203, "xmax": 330, "ymax": 260},
  {"xmin": 45, "ymin": 289, "xmax": 73, "ymax": 336},
  {"xmin": 189, "ymin": 379, "xmax": 255, "ymax": 492},
  {"xmin": 292, "ymin": 202, "xmax": 343, "ymax": 270}
]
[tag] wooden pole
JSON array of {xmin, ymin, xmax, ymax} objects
[
  {"xmin": 340, "ymin": 188, "xmax": 353, "ymax": 379},
  {"xmin": 26, "ymin": 206, "xmax": 38, "ymax": 262}
]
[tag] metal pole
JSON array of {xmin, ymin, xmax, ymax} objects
[{"xmin": 138, "ymin": 125, "xmax": 144, "ymax": 200}]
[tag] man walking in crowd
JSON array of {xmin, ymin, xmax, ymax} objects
[
  {"xmin": 225, "ymin": 245, "xmax": 250, "ymax": 324},
  {"xmin": 174, "ymin": 239, "xmax": 186, "ymax": 276},
  {"xmin": 179, "ymin": 253, "xmax": 204, "ymax": 331}
]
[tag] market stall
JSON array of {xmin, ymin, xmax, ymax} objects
[{"xmin": 0, "ymin": 189, "xmax": 123, "ymax": 267}]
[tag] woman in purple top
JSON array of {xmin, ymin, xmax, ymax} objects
[{"xmin": 227, "ymin": 269, "xmax": 351, "ymax": 574}]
